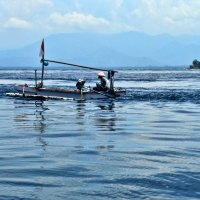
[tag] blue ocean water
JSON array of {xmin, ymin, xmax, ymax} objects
[{"xmin": 0, "ymin": 68, "xmax": 200, "ymax": 199}]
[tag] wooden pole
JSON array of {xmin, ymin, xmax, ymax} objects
[
  {"xmin": 43, "ymin": 59, "xmax": 118, "ymax": 73},
  {"xmin": 35, "ymin": 69, "xmax": 37, "ymax": 88},
  {"xmin": 41, "ymin": 60, "xmax": 44, "ymax": 88},
  {"xmin": 40, "ymin": 39, "xmax": 45, "ymax": 88}
]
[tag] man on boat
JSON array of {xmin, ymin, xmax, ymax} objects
[{"xmin": 94, "ymin": 72, "xmax": 110, "ymax": 91}]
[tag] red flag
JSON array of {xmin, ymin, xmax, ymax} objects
[{"xmin": 39, "ymin": 39, "xmax": 44, "ymax": 58}]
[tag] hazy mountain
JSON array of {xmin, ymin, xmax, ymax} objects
[{"xmin": 0, "ymin": 31, "xmax": 200, "ymax": 68}]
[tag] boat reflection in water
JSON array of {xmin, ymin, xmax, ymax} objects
[
  {"xmin": 93, "ymin": 101, "xmax": 117, "ymax": 132},
  {"xmin": 13, "ymin": 99, "xmax": 48, "ymax": 149}
]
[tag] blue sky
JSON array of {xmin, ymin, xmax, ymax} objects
[{"xmin": 0, "ymin": 0, "xmax": 200, "ymax": 49}]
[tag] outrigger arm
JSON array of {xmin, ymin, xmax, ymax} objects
[{"xmin": 42, "ymin": 59, "xmax": 117, "ymax": 73}]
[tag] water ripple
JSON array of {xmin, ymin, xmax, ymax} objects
[{"xmin": 0, "ymin": 69, "xmax": 200, "ymax": 199}]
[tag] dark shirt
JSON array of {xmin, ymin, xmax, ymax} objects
[{"xmin": 100, "ymin": 77, "xmax": 110, "ymax": 90}]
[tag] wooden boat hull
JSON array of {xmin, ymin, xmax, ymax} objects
[{"xmin": 14, "ymin": 85, "xmax": 126, "ymax": 100}]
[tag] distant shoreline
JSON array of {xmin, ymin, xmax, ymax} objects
[{"xmin": 0, "ymin": 66, "xmax": 187, "ymax": 71}]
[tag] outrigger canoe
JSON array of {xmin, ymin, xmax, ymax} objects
[
  {"xmin": 6, "ymin": 39, "xmax": 126, "ymax": 100},
  {"xmin": 11, "ymin": 84, "xmax": 125, "ymax": 100}
]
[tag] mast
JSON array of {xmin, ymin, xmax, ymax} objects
[
  {"xmin": 108, "ymin": 71, "xmax": 115, "ymax": 93},
  {"xmin": 40, "ymin": 39, "xmax": 45, "ymax": 88},
  {"xmin": 41, "ymin": 59, "xmax": 44, "ymax": 88},
  {"xmin": 35, "ymin": 69, "xmax": 37, "ymax": 87}
]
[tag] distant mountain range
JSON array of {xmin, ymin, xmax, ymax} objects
[{"xmin": 0, "ymin": 31, "xmax": 200, "ymax": 68}]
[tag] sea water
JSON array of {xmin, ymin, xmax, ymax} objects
[{"xmin": 0, "ymin": 68, "xmax": 200, "ymax": 199}]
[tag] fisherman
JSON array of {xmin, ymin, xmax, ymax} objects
[
  {"xmin": 76, "ymin": 79, "xmax": 86, "ymax": 91},
  {"xmin": 94, "ymin": 71, "xmax": 110, "ymax": 91}
]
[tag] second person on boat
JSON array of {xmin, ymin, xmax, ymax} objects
[{"xmin": 93, "ymin": 72, "xmax": 110, "ymax": 91}]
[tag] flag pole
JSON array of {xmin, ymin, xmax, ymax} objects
[
  {"xmin": 41, "ymin": 58, "xmax": 44, "ymax": 88},
  {"xmin": 40, "ymin": 39, "xmax": 45, "ymax": 88}
]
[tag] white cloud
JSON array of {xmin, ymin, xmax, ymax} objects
[
  {"xmin": 170, "ymin": 3, "xmax": 199, "ymax": 21},
  {"xmin": 35, "ymin": 0, "xmax": 53, "ymax": 6},
  {"xmin": 1, "ymin": 0, "xmax": 200, "ymax": 42},
  {"xmin": 24, "ymin": 0, "xmax": 54, "ymax": 13},
  {"xmin": 141, "ymin": 0, "xmax": 158, "ymax": 17},
  {"xmin": 109, "ymin": 0, "xmax": 124, "ymax": 20},
  {"xmin": 115, "ymin": 0, "xmax": 124, "ymax": 9},
  {"xmin": 4, "ymin": 17, "xmax": 31, "ymax": 29},
  {"xmin": 46, "ymin": 11, "xmax": 137, "ymax": 34},
  {"xmin": 128, "ymin": 0, "xmax": 200, "ymax": 34},
  {"xmin": 0, "ymin": 0, "xmax": 53, "ymax": 16},
  {"xmin": 131, "ymin": 9, "xmax": 142, "ymax": 18},
  {"xmin": 48, "ymin": 12, "xmax": 110, "ymax": 32}
]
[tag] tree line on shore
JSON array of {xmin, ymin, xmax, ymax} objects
[{"xmin": 189, "ymin": 59, "xmax": 200, "ymax": 69}]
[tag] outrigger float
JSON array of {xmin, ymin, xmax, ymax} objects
[{"xmin": 6, "ymin": 39, "xmax": 126, "ymax": 100}]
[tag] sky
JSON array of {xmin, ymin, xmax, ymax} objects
[{"xmin": 0, "ymin": 0, "xmax": 200, "ymax": 49}]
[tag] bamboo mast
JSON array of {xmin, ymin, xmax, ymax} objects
[
  {"xmin": 40, "ymin": 39, "xmax": 45, "ymax": 88},
  {"xmin": 41, "ymin": 56, "xmax": 44, "ymax": 88}
]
